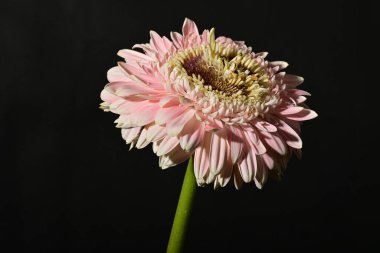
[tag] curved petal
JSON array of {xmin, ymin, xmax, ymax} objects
[
  {"xmin": 182, "ymin": 18, "xmax": 199, "ymax": 36},
  {"xmin": 288, "ymin": 94, "xmax": 307, "ymax": 104},
  {"xmin": 159, "ymin": 96, "xmax": 180, "ymax": 107},
  {"xmin": 170, "ymin": 31, "xmax": 184, "ymax": 49},
  {"xmin": 100, "ymin": 88, "xmax": 121, "ymax": 104},
  {"xmin": 152, "ymin": 139, "xmax": 162, "ymax": 154},
  {"xmin": 261, "ymin": 131, "xmax": 287, "ymax": 155},
  {"xmin": 146, "ymin": 124, "xmax": 166, "ymax": 142},
  {"xmin": 121, "ymin": 127, "xmax": 141, "ymax": 144},
  {"xmin": 243, "ymin": 130, "xmax": 266, "ymax": 155},
  {"xmin": 112, "ymin": 100, "xmax": 150, "ymax": 115},
  {"xmin": 233, "ymin": 165, "xmax": 244, "ymax": 189},
  {"xmin": 209, "ymin": 128, "xmax": 230, "ymax": 175},
  {"xmin": 157, "ymin": 136, "xmax": 179, "ymax": 156},
  {"xmin": 179, "ymin": 118, "xmax": 205, "ymax": 152},
  {"xmin": 277, "ymin": 118, "xmax": 302, "ymax": 149},
  {"xmin": 254, "ymin": 155, "xmax": 268, "ymax": 189},
  {"xmin": 155, "ymin": 106, "xmax": 187, "ymax": 125},
  {"xmin": 159, "ymin": 145, "xmax": 191, "ymax": 169},
  {"xmin": 217, "ymin": 163, "xmax": 234, "ymax": 187},
  {"xmin": 117, "ymin": 49, "xmax": 153, "ymax": 63},
  {"xmin": 150, "ymin": 31, "xmax": 167, "ymax": 54},
  {"xmin": 136, "ymin": 127, "xmax": 151, "ymax": 149},
  {"xmin": 278, "ymin": 106, "xmax": 305, "ymax": 115},
  {"xmin": 261, "ymin": 153, "xmax": 274, "ymax": 170},
  {"xmin": 283, "ymin": 74, "xmax": 304, "ymax": 87},
  {"xmin": 194, "ymin": 132, "xmax": 212, "ymax": 181},
  {"xmin": 166, "ymin": 109, "xmax": 195, "ymax": 137},
  {"xmin": 115, "ymin": 104, "xmax": 160, "ymax": 127},
  {"xmin": 107, "ymin": 66, "xmax": 130, "ymax": 82},
  {"xmin": 269, "ymin": 61, "xmax": 289, "ymax": 71},
  {"xmin": 237, "ymin": 149, "xmax": 256, "ymax": 183},
  {"xmin": 118, "ymin": 61, "xmax": 162, "ymax": 86},
  {"xmin": 105, "ymin": 81, "xmax": 159, "ymax": 97},
  {"xmin": 285, "ymin": 109, "xmax": 318, "ymax": 121},
  {"xmin": 253, "ymin": 118, "xmax": 277, "ymax": 132},
  {"xmin": 286, "ymin": 89, "xmax": 311, "ymax": 96},
  {"xmin": 227, "ymin": 125, "xmax": 244, "ymax": 164},
  {"xmin": 162, "ymin": 36, "xmax": 174, "ymax": 51}
]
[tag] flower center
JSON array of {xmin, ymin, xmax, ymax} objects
[{"xmin": 168, "ymin": 29, "xmax": 271, "ymax": 104}]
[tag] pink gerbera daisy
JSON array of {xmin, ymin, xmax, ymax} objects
[{"xmin": 100, "ymin": 18, "xmax": 317, "ymax": 189}]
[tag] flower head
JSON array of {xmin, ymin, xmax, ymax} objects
[{"xmin": 100, "ymin": 18, "xmax": 317, "ymax": 189}]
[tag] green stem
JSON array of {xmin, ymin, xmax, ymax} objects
[{"xmin": 166, "ymin": 156, "xmax": 196, "ymax": 253}]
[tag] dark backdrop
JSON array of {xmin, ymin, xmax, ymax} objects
[{"xmin": 1, "ymin": 0, "xmax": 379, "ymax": 252}]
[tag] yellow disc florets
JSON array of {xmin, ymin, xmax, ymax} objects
[{"xmin": 168, "ymin": 28, "xmax": 271, "ymax": 107}]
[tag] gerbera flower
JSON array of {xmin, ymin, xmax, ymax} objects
[{"xmin": 100, "ymin": 18, "xmax": 317, "ymax": 189}]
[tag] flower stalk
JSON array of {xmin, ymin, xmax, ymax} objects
[{"xmin": 167, "ymin": 157, "xmax": 196, "ymax": 253}]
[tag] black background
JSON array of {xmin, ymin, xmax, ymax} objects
[{"xmin": 1, "ymin": 0, "xmax": 379, "ymax": 252}]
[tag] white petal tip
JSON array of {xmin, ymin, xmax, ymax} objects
[{"xmin": 310, "ymin": 110, "xmax": 318, "ymax": 119}]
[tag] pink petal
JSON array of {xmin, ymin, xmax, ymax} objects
[
  {"xmin": 156, "ymin": 136, "xmax": 179, "ymax": 156},
  {"xmin": 227, "ymin": 125, "xmax": 244, "ymax": 164},
  {"xmin": 238, "ymin": 150, "xmax": 256, "ymax": 183},
  {"xmin": 146, "ymin": 124, "xmax": 166, "ymax": 142},
  {"xmin": 121, "ymin": 127, "xmax": 141, "ymax": 144},
  {"xmin": 105, "ymin": 81, "xmax": 159, "ymax": 97},
  {"xmin": 112, "ymin": 99, "xmax": 149, "ymax": 115},
  {"xmin": 290, "ymin": 95, "xmax": 307, "ymax": 104},
  {"xmin": 244, "ymin": 130, "xmax": 266, "ymax": 155},
  {"xmin": 282, "ymin": 117, "xmax": 301, "ymax": 133},
  {"xmin": 213, "ymin": 179, "xmax": 221, "ymax": 189},
  {"xmin": 283, "ymin": 74, "xmax": 304, "ymax": 87},
  {"xmin": 254, "ymin": 155, "xmax": 268, "ymax": 189},
  {"xmin": 166, "ymin": 109, "xmax": 195, "ymax": 137},
  {"xmin": 286, "ymin": 89, "xmax": 311, "ymax": 96},
  {"xmin": 116, "ymin": 104, "xmax": 159, "ymax": 127},
  {"xmin": 256, "ymin": 52, "xmax": 268, "ymax": 58},
  {"xmin": 262, "ymin": 153, "xmax": 274, "ymax": 170},
  {"xmin": 135, "ymin": 127, "xmax": 150, "ymax": 149},
  {"xmin": 132, "ymin": 43, "xmax": 157, "ymax": 59},
  {"xmin": 159, "ymin": 145, "xmax": 191, "ymax": 169},
  {"xmin": 261, "ymin": 131, "xmax": 287, "ymax": 155},
  {"xmin": 100, "ymin": 88, "xmax": 120, "ymax": 104},
  {"xmin": 285, "ymin": 109, "xmax": 318, "ymax": 121},
  {"xmin": 277, "ymin": 119, "xmax": 302, "ymax": 149},
  {"xmin": 209, "ymin": 128, "xmax": 230, "ymax": 175},
  {"xmin": 107, "ymin": 67, "xmax": 130, "ymax": 82},
  {"xmin": 118, "ymin": 62, "xmax": 162, "ymax": 85},
  {"xmin": 217, "ymin": 163, "xmax": 233, "ymax": 187},
  {"xmin": 200, "ymin": 29, "xmax": 210, "ymax": 43},
  {"xmin": 278, "ymin": 106, "xmax": 305, "ymax": 115},
  {"xmin": 150, "ymin": 31, "xmax": 167, "ymax": 54},
  {"xmin": 117, "ymin": 49, "xmax": 153, "ymax": 63},
  {"xmin": 162, "ymin": 36, "xmax": 173, "ymax": 50},
  {"xmin": 170, "ymin": 31, "xmax": 183, "ymax": 49},
  {"xmin": 152, "ymin": 139, "xmax": 162, "ymax": 154},
  {"xmin": 194, "ymin": 132, "xmax": 212, "ymax": 181},
  {"xmin": 269, "ymin": 61, "xmax": 289, "ymax": 70},
  {"xmin": 182, "ymin": 18, "xmax": 199, "ymax": 36},
  {"xmin": 179, "ymin": 118, "xmax": 205, "ymax": 152},
  {"xmin": 159, "ymin": 96, "xmax": 180, "ymax": 107},
  {"xmin": 155, "ymin": 106, "xmax": 187, "ymax": 125},
  {"xmin": 253, "ymin": 118, "xmax": 277, "ymax": 132},
  {"xmin": 205, "ymin": 170, "xmax": 216, "ymax": 184},
  {"xmin": 233, "ymin": 165, "xmax": 244, "ymax": 189},
  {"xmin": 202, "ymin": 115, "xmax": 224, "ymax": 130}
]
